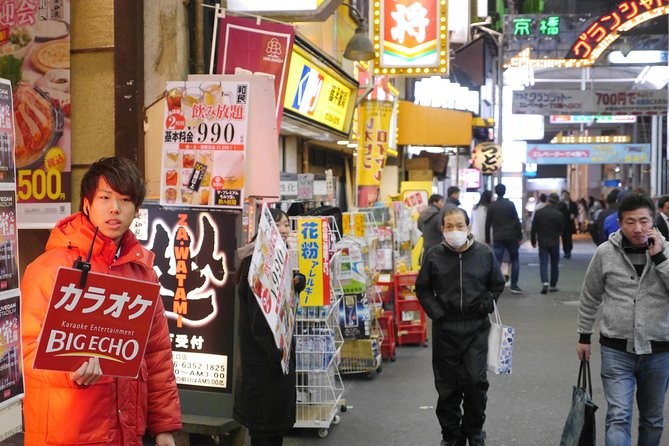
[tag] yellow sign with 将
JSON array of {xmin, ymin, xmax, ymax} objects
[{"xmin": 353, "ymin": 213, "xmax": 365, "ymax": 237}]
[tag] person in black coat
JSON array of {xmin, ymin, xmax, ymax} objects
[
  {"xmin": 558, "ymin": 190, "xmax": 578, "ymax": 258},
  {"xmin": 531, "ymin": 193, "xmax": 565, "ymax": 294},
  {"xmin": 655, "ymin": 195, "xmax": 669, "ymax": 240},
  {"xmin": 591, "ymin": 189, "xmax": 619, "ymax": 245},
  {"xmin": 416, "ymin": 207, "xmax": 506, "ymax": 446},
  {"xmin": 234, "ymin": 208, "xmax": 305, "ymax": 446}
]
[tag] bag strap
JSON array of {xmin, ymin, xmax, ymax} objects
[
  {"xmin": 490, "ymin": 299, "xmax": 502, "ymax": 325},
  {"xmin": 577, "ymin": 359, "xmax": 593, "ymax": 397}
]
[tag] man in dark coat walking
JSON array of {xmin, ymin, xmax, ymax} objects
[
  {"xmin": 485, "ymin": 183, "xmax": 523, "ymax": 293},
  {"xmin": 655, "ymin": 195, "xmax": 669, "ymax": 240},
  {"xmin": 558, "ymin": 190, "xmax": 578, "ymax": 258},
  {"xmin": 591, "ymin": 189, "xmax": 619, "ymax": 245},
  {"xmin": 416, "ymin": 206, "xmax": 506, "ymax": 446},
  {"xmin": 531, "ymin": 193, "xmax": 565, "ymax": 294},
  {"xmin": 446, "ymin": 186, "xmax": 461, "ymax": 206},
  {"xmin": 419, "ymin": 194, "xmax": 446, "ymax": 261}
]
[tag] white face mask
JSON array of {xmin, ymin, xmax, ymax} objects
[{"xmin": 443, "ymin": 230, "xmax": 468, "ymax": 248}]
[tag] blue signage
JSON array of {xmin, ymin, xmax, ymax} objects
[{"xmin": 526, "ymin": 143, "xmax": 650, "ymax": 165}]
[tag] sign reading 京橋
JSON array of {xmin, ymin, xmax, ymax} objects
[
  {"xmin": 1, "ymin": 1, "xmax": 73, "ymax": 228},
  {"xmin": 512, "ymin": 89, "xmax": 669, "ymax": 115},
  {"xmin": 33, "ymin": 268, "xmax": 160, "ymax": 377},
  {"xmin": 297, "ymin": 217, "xmax": 331, "ymax": 307},
  {"xmin": 356, "ymin": 100, "xmax": 396, "ymax": 208},
  {"xmin": 160, "ymin": 80, "xmax": 249, "ymax": 210},
  {"xmin": 374, "ymin": 0, "xmax": 449, "ymax": 75},
  {"xmin": 526, "ymin": 143, "xmax": 651, "ymax": 164},
  {"xmin": 215, "ymin": 15, "xmax": 294, "ymax": 132},
  {"xmin": 247, "ymin": 205, "xmax": 295, "ymax": 374}
]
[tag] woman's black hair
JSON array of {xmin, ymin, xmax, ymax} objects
[
  {"xmin": 474, "ymin": 190, "xmax": 493, "ymax": 210},
  {"xmin": 269, "ymin": 207, "xmax": 288, "ymax": 223}
]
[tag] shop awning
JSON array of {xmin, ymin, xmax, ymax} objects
[{"xmin": 397, "ymin": 101, "xmax": 472, "ymax": 146}]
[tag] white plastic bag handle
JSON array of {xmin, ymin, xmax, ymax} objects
[{"xmin": 489, "ymin": 299, "xmax": 502, "ymax": 325}]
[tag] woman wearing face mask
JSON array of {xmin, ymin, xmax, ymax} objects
[
  {"xmin": 234, "ymin": 208, "xmax": 305, "ymax": 446},
  {"xmin": 416, "ymin": 207, "xmax": 506, "ymax": 446}
]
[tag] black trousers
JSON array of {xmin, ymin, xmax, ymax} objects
[
  {"xmin": 250, "ymin": 434, "xmax": 283, "ymax": 446},
  {"xmin": 432, "ymin": 318, "xmax": 490, "ymax": 441},
  {"xmin": 562, "ymin": 232, "xmax": 573, "ymax": 256}
]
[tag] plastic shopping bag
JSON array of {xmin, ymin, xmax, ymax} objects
[
  {"xmin": 560, "ymin": 359, "xmax": 598, "ymax": 446},
  {"xmin": 487, "ymin": 300, "xmax": 514, "ymax": 375}
]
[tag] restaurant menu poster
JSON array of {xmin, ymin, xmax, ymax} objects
[{"xmin": 160, "ymin": 80, "xmax": 250, "ymax": 210}]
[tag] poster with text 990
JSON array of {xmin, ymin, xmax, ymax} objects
[
  {"xmin": 0, "ymin": 0, "xmax": 72, "ymax": 228},
  {"xmin": 134, "ymin": 204, "xmax": 237, "ymax": 392},
  {"xmin": 160, "ymin": 80, "xmax": 249, "ymax": 211}
]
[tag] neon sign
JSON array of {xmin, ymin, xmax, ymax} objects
[{"xmin": 505, "ymin": 2, "xmax": 669, "ymax": 68}]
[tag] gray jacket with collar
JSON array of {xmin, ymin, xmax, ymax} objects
[{"xmin": 578, "ymin": 230, "xmax": 669, "ymax": 354}]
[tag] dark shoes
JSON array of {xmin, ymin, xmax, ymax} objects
[
  {"xmin": 441, "ymin": 439, "xmax": 466, "ymax": 446},
  {"xmin": 510, "ymin": 285, "xmax": 522, "ymax": 294},
  {"xmin": 564, "ymin": 253, "xmax": 571, "ymax": 259},
  {"xmin": 549, "ymin": 286, "xmax": 559, "ymax": 292},
  {"xmin": 468, "ymin": 439, "xmax": 485, "ymax": 446},
  {"xmin": 541, "ymin": 283, "xmax": 549, "ymax": 295}
]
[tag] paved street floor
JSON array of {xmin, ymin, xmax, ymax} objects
[{"xmin": 5, "ymin": 235, "xmax": 669, "ymax": 445}]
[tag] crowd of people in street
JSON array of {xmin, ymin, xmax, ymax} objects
[{"xmin": 417, "ymin": 184, "xmax": 669, "ymax": 446}]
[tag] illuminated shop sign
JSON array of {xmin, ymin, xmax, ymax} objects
[
  {"xmin": 284, "ymin": 44, "xmax": 357, "ymax": 134},
  {"xmin": 374, "ymin": 0, "xmax": 449, "ymax": 75},
  {"xmin": 505, "ymin": 2, "xmax": 669, "ymax": 68},
  {"xmin": 550, "ymin": 115, "xmax": 638, "ymax": 124},
  {"xmin": 227, "ymin": 0, "xmax": 324, "ymax": 11}
]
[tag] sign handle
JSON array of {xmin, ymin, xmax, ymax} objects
[{"xmin": 72, "ymin": 226, "xmax": 99, "ymax": 288}]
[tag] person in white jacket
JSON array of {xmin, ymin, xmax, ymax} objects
[{"xmin": 470, "ymin": 190, "xmax": 492, "ymax": 242}]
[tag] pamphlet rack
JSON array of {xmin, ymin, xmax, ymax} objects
[{"xmin": 394, "ymin": 272, "xmax": 427, "ymax": 346}]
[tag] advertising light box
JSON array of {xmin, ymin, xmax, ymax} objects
[{"xmin": 283, "ymin": 43, "xmax": 358, "ymax": 135}]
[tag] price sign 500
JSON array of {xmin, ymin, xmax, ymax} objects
[{"xmin": 17, "ymin": 169, "xmax": 64, "ymax": 201}]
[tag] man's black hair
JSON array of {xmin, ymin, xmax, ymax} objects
[
  {"xmin": 80, "ymin": 157, "xmax": 146, "ymax": 210},
  {"xmin": 447, "ymin": 186, "xmax": 460, "ymax": 197},
  {"xmin": 441, "ymin": 206, "xmax": 470, "ymax": 226},
  {"xmin": 606, "ymin": 189, "xmax": 620, "ymax": 205},
  {"xmin": 617, "ymin": 192, "xmax": 655, "ymax": 221},
  {"xmin": 539, "ymin": 193, "xmax": 547, "ymax": 203},
  {"xmin": 429, "ymin": 194, "xmax": 444, "ymax": 205},
  {"xmin": 494, "ymin": 183, "xmax": 506, "ymax": 197},
  {"xmin": 658, "ymin": 195, "xmax": 669, "ymax": 209}
]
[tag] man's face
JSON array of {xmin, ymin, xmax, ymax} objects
[
  {"xmin": 619, "ymin": 207, "xmax": 654, "ymax": 248},
  {"xmin": 442, "ymin": 212, "xmax": 468, "ymax": 233},
  {"xmin": 660, "ymin": 202, "xmax": 669, "ymax": 218},
  {"xmin": 83, "ymin": 177, "xmax": 137, "ymax": 245},
  {"xmin": 562, "ymin": 192, "xmax": 569, "ymax": 201},
  {"xmin": 435, "ymin": 199, "xmax": 445, "ymax": 209},
  {"xmin": 452, "ymin": 191, "xmax": 460, "ymax": 201}
]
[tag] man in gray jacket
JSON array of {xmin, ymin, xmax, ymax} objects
[
  {"xmin": 577, "ymin": 192, "xmax": 669, "ymax": 446},
  {"xmin": 419, "ymin": 194, "xmax": 445, "ymax": 261}
]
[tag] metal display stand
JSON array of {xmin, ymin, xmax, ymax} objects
[{"xmin": 291, "ymin": 216, "xmax": 345, "ymax": 438}]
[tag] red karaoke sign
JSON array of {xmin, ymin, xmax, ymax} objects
[{"xmin": 34, "ymin": 268, "xmax": 161, "ymax": 377}]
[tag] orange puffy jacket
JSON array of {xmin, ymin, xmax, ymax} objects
[{"xmin": 21, "ymin": 213, "xmax": 182, "ymax": 445}]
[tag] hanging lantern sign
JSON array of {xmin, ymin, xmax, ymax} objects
[{"xmin": 472, "ymin": 142, "xmax": 502, "ymax": 174}]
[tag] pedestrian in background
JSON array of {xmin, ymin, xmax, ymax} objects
[
  {"xmin": 577, "ymin": 198, "xmax": 588, "ymax": 233},
  {"xmin": 485, "ymin": 183, "xmax": 523, "ymax": 294},
  {"xmin": 655, "ymin": 195, "xmax": 669, "ymax": 240},
  {"xmin": 592, "ymin": 189, "xmax": 620, "ymax": 245},
  {"xmin": 446, "ymin": 186, "xmax": 461, "ymax": 206},
  {"xmin": 533, "ymin": 193, "xmax": 548, "ymax": 217},
  {"xmin": 419, "ymin": 194, "xmax": 446, "ymax": 261},
  {"xmin": 604, "ymin": 189, "xmax": 631, "ymax": 241},
  {"xmin": 577, "ymin": 193, "xmax": 669, "ymax": 446},
  {"xmin": 530, "ymin": 193, "xmax": 564, "ymax": 294},
  {"xmin": 21, "ymin": 157, "xmax": 182, "ymax": 446},
  {"xmin": 235, "ymin": 208, "xmax": 305, "ymax": 446},
  {"xmin": 471, "ymin": 190, "xmax": 492, "ymax": 242},
  {"xmin": 416, "ymin": 207, "xmax": 506, "ymax": 446},
  {"xmin": 558, "ymin": 190, "xmax": 578, "ymax": 258}
]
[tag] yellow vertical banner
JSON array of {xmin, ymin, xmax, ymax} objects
[
  {"xmin": 297, "ymin": 217, "xmax": 331, "ymax": 306},
  {"xmin": 342, "ymin": 212, "xmax": 351, "ymax": 235},
  {"xmin": 356, "ymin": 100, "xmax": 396, "ymax": 207},
  {"xmin": 353, "ymin": 213, "xmax": 366, "ymax": 237}
]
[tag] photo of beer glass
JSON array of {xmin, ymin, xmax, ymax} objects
[
  {"xmin": 182, "ymin": 151, "xmax": 195, "ymax": 168},
  {"xmin": 165, "ymin": 188, "xmax": 177, "ymax": 204},
  {"xmin": 214, "ymin": 151, "xmax": 245, "ymax": 189},
  {"xmin": 181, "ymin": 169, "xmax": 192, "ymax": 187},
  {"xmin": 180, "ymin": 188, "xmax": 193, "ymax": 204},
  {"xmin": 181, "ymin": 86, "xmax": 203, "ymax": 129},
  {"xmin": 165, "ymin": 150, "xmax": 179, "ymax": 168},
  {"xmin": 198, "ymin": 188, "xmax": 211, "ymax": 206},
  {"xmin": 165, "ymin": 83, "xmax": 184, "ymax": 112},
  {"xmin": 200, "ymin": 81, "xmax": 222, "ymax": 106}
]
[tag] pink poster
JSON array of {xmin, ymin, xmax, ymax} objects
[{"xmin": 216, "ymin": 16, "xmax": 294, "ymax": 132}]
